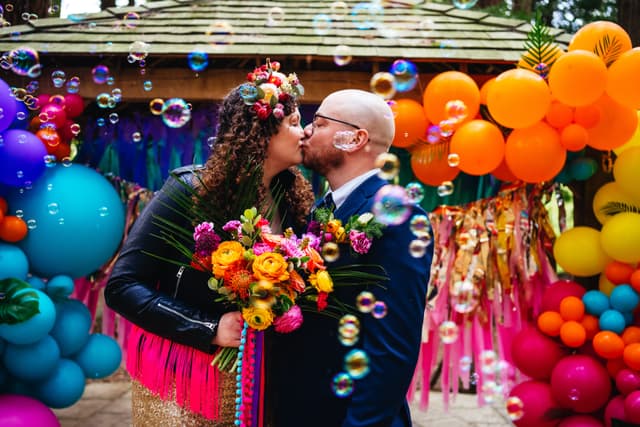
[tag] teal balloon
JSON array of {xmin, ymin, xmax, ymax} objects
[
  {"xmin": 49, "ymin": 298, "xmax": 91, "ymax": 357},
  {"xmin": 0, "ymin": 289, "xmax": 56, "ymax": 345},
  {"xmin": 73, "ymin": 333, "xmax": 121, "ymax": 379},
  {"xmin": 6, "ymin": 164, "xmax": 125, "ymax": 278},
  {"xmin": 0, "ymin": 242, "xmax": 29, "ymax": 280},
  {"xmin": 2, "ymin": 335, "xmax": 60, "ymax": 382},
  {"xmin": 599, "ymin": 309, "xmax": 626, "ymax": 334},
  {"xmin": 26, "ymin": 276, "xmax": 46, "ymax": 291},
  {"xmin": 34, "ymin": 358, "xmax": 85, "ymax": 408},
  {"xmin": 569, "ymin": 157, "xmax": 598, "ymax": 181},
  {"xmin": 610, "ymin": 285, "xmax": 640, "ymax": 313},
  {"xmin": 45, "ymin": 275, "xmax": 75, "ymax": 299}
]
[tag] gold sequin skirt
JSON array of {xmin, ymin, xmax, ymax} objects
[{"xmin": 131, "ymin": 371, "xmax": 237, "ymax": 427}]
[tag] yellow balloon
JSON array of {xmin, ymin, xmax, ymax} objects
[
  {"xmin": 614, "ymin": 111, "xmax": 640, "ymax": 155},
  {"xmin": 553, "ymin": 226, "xmax": 611, "ymax": 277},
  {"xmin": 592, "ymin": 181, "xmax": 640, "ymax": 225},
  {"xmin": 613, "ymin": 146, "xmax": 640, "ymax": 200},
  {"xmin": 599, "ymin": 272, "xmax": 615, "ymax": 297},
  {"xmin": 600, "ymin": 212, "xmax": 640, "ymax": 263}
]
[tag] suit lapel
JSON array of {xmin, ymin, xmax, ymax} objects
[{"xmin": 334, "ymin": 175, "xmax": 387, "ymax": 222}]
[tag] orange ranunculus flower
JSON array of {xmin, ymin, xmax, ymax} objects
[
  {"xmin": 305, "ymin": 247, "xmax": 326, "ymax": 273},
  {"xmin": 212, "ymin": 241, "xmax": 245, "ymax": 277},
  {"xmin": 252, "ymin": 252, "xmax": 289, "ymax": 283},
  {"xmin": 335, "ymin": 226, "xmax": 347, "ymax": 243},
  {"xmin": 309, "ymin": 270, "xmax": 334, "ymax": 293},
  {"xmin": 325, "ymin": 219, "xmax": 342, "ymax": 234},
  {"xmin": 287, "ymin": 269, "xmax": 306, "ymax": 293},
  {"xmin": 242, "ymin": 306, "xmax": 274, "ymax": 331}
]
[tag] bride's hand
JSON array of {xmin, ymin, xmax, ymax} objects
[{"xmin": 212, "ymin": 311, "xmax": 243, "ymax": 347}]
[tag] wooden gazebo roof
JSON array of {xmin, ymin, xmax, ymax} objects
[{"xmin": 0, "ymin": 0, "xmax": 572, "ymax": 102}]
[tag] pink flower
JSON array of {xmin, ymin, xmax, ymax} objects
[
  {"xmin": 193, "ymin": 222, "xmax": 220, "ymax": 255},
  {"xmin": 223, "ymin": 220, "xmax": 242, "ymax": 235},
  {"xmin": 273, "ymin": 103, "xmax": 284, "ymax": 119},
  {"xmin": 193, "ymin": 222, "xmax": 214, "ymax": 241},
  {"xmin": 273, "ymin": 305, "xmax": 303, "ymax": 333},
  {"xmin": 349, "ymin": 230, "xmax": 372, "ymax": 254},
  {"xmin": 252, "ymin": 242, "xmax": 272, "ymax": 256},
  {"xmin": 280, "ymin": 236, "xmax": 305, "ymax": 259}
]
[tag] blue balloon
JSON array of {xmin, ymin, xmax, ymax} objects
[
  {"xmin": 34, "ymin": 358, "xmax": 85, "ymax": 408},
  {"xmin": 569, "ymin": 157, "xmax": 598, "ymax": 181},
  {"xmin": 0, "ymin": 129, "xmax": 48, "ymax": 187},
  {"xmin": 45, "ymin": 275, "xmax": 75, "ymax": 299},
  {"xmin": 9, "ymin": 99, "xmax": 29, "ymax": 130},
  {"xmin": 610, "ymin": 284, "xmax": 640, "ymax": 313},
  {"xmin": 0, "ymin": 78, "xmax": 17, "ymax": 133},
  {"xmin": 0, "ymin": 289, "xmax": 56, "ymax": 345},
  {"xmin": 6, "ymin": 163, "xmax": 126, "ymax": 278},
  {"xmin": 49, "ymin": 298, "xmax": 91, "ymax": 357},
  {"xmin": 0, "ymin": 242, "xmax": 29, "ymax": 280},
  {"xmin": 599, "ymin": 309, "xmax": 626, "ymax": 334},
  {"xmin": 582, "ymin": 290, "xmax": 610, "ymax": 316},
  {"xmin": 2, "ymin": 335, "xmax": 60, "ymax": 382},
  {"xmin": 26, "ymin": 275, "xmax": 46, "ymax": 291},
  {"xmin": 73, "ymin": 333, "xmax": 122, "ymax": 379}
]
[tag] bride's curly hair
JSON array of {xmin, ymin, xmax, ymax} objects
[{"xmin": 194, "ymin": 84, "xmax": 313, "ymax": 229}]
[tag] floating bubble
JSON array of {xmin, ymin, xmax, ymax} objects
[
  {"xmin": 371, "ymin": 301, "xmax": 387, "ymax": 319},
  {"xmin": 143, "ymin": 80, "xmax": 152, "ymax": 91},
  {"xmin": 375, "ymin": 152, "xmax": 400, "ymax": 180},
  {"xmin": 129, "ymin": 40, "xmax": 150, "ymax": 61},
  {"xmin": 439, "ymin": 119, "xmax": 456, "ymax": 137},
  {"xmin": 66, "ymin": 76, "xmax": 80, "ymax": 93},
  {"xmin": 206, "ymin": 20, "xmax": 235, "ymax": 46},
  {"xmin": 26, "ymin": 219, "xmax": 37, "ymax": 230},
  {"xmin": 123, "ymin": 12, "xmax": 140, "ymax": 29},
  {"xmin": 344, "ymin": 349, "xmax": 370, "ymax": 379},
  {"xmin": 479, "ymin": 350, "xmax": 498, "ymax": 374},
  {"xmin": 451, "ymin": 280, "xmax": 479, "ymax": 314},
  {"xmin": 505, "ymin": 396, "xmax": 524, "ymax": 421},
  {"xmin": 106, "ymin": 76, "xmax": 115, "ymax": 85},
  {"xmin": 111, "ymin": 88, "xmax": 122, "ymax": 103},
  {"xmin": 408, "ymin": 239, "xmax": 428, "ymax": 258},
  {"xmin": 266, "ymin": 6, "xmax": 285, "ymax": 26},
  {"xmin": 92, "ymin": 65, "xmax": 109, "ymax": 84},
  {"xmin": 44, "ymin": 155, "xmax": 57, "ymax": 167},
  {"xmin": 535, "ymin": 62, "xmax": 550, "ymax": 79},
  {"xmin": 48, "ymin": 202, "xmax": 59, "ymax": 215},
  {"xmin": 439, "ymin": 320, "xmax": 459, "ymax": 344},
  {"xmin": 330, "ymin": 1, "xmax": 349, "ymax": 20},
  {"xmin": 312, "ymin": 14, "xmax": 332, "ymax": 35},
  {"xmin": 26, "ymin": 80, "xmax": 39, "ymax": 93},
  {"xmin": 149, "ymin": 98, "xmax": 164, "ymax": 115},
  {"xmin": 161, "ymin": 98, "xmax": 191, "ymax": 128},
  {"xmin": 351, "ymin": 2, "xmax": 383, "ymax": 30},
  {"xmin": 332, "ymin": 130, "xmax": 357, "ymax": 151},
  {"xmin": 333, "ymin": 45, "xmax": 352, "ymax": 66},
  {"xmin": 206, "ymin": 136, "xmax": 216, "ymax": 148},
  {"xmin": 95, "ymin": 93, "xmax": 112, "ymax": 109},
  {"xmin": 321, "ymin": 241, "xmax": 340, "ymax": 262},
  {"xmin": 187, "ymin": 50, "xmax": 209, "ymax": 72},
  {"xmin": 436, "ymin": 181, "xmax": 454, "ymax": 197},
  {"xmin": 109, "ymin": 113, "xmax": 119, "ymax": 124},
  {"xmin": 447, "ymin": 153, "xmax": 460, "ymax": 167},
  {"xmin": 356, "ymin": 291, "xmax": 376, "ymax": 313},
  {"xmin": 370, "ymin": 72, "xmax": 396, "ymax": 100},
  {"xmin": 338, "ymin": 314, "xmax": 361, "ymax": 345},
  {"xmin": 372, "ymin": 184, "xmax": 411, "ymax": 226},
  {"xmin": 331, "ymin": 372, "xmax": 354, "ymax": 398},
  {"xmin": 452, "ymin": 0, "xmax": 479, "ymax": 9},
  {"xmin": 445, "ymin": 99, "xmax": 468, "ymax": 122},
  {"xmin": 8, "ymin": 46, "xmax": 39, "ymax": 76},
  {"xmin": 409, "ymin": 214, "xmax": 430, "ymax": 237},
  {"xmin": 405, "ymin": 182, "xmax": 425, "ymax": 204},
  {"xmin": 96, "ymin": 118, "xmax": 106, "ymax": 127},
  {"xmin": 482, "ymin": 381, "xmax": 501, "ymax": 404},
  {"xmin": 51, "ymin": 70, "xmax": 66, "ymax": 88},
  {"xmin": 459, "ymin": 356, "xmax": 472, "ymax": 373},
  {"xmin": 132, "ymin": 132, "xmax": 142, "ymax": 142},
  {"xmin": 339, "ymin": 314, "xmax": 360, "ymax": 330},
  {"xmin": 390, "ymin": 59, "xmax": 418, "ymax": 92},
  {"xmin": 427, "ymin": 125, "xmax": 441, "ymax": 144},
  {"xmin": 70, "ymin": 123, "xmax": 81, "ymax": 136},
  {"xmin": 239, "ymin": 83, "xmax": 259, "ymax": 103}
]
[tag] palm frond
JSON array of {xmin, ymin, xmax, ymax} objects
[
  {"xmin": 0, "ymin": 278, "xmax": 40, "ymax": 325},
  {"xmin": 599, "ymin": 201, "xmax": 640, "ymax": 217},
  {"xmin": 520, "ymin": 10, "xmax": 557, "ymax": 75},
  {"xmin": 594, "ymin": 34, "xmax": 624, "ymax": 66}
]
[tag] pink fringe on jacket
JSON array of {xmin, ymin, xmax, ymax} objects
[{"xmin": 126, "ymin": 324, "xmax": 223, "ymax": 420}]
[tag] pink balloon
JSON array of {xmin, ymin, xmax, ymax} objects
[
  {"xmin": 0, "ymin": 394, "xmax": 60, "ymax": 426},
  {"xmin": 551, "ymin": 354, "xmax": 612, "ymax": 413},
  {"xmin": 605, "ymin": 395, "xmax": 628, "ymax": 427},
  {"xmin": 625, "ymin": 390, "xmax": 640, "ymax": 423},
  {"xmin": 558, "ymin": 415, "xmax": 604, "ymax": 427},
  {"xmin": 36, "ymin": 93, "xmax": 51, "ymax": 110},
  {"xmin": 512, "ymin": 326, "xmax": 568, "ymax": 380},
  {"xmin": 64, "ymin": 94, "xmax": 84, "ymax": 119},
  {"xmin": 509, "ymin": 380, "xmax": 562, "ymax": 427},
  {"xmin": 541, "ymin": 279, "xmax": 586, "ymax": 312},
  {"xmin": 616, "ymin": 368, "xmax": 640, "ymax": 396},
  {"xmin": 39, "ymin": 103, "xmax": 67, "ymax": 130}
]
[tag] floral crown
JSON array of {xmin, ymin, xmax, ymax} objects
[{"xmin": 240, "ymin": 58, "xmax": 304, "ymax": 121}]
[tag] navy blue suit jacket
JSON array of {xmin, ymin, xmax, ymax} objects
[{"xmin": 270, "ymin": 175, "xmax": 432, "ymax": 427}]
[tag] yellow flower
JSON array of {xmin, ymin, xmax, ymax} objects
[
  {"xmin": 325, "ymin": 219, "xmax": 342, "ymax": 234},
  {"xmin": 212, "ymin": 241, "xmax": 245, "ymax": 277},
  {"xmin": 252, "ymin": 252, "xmax": 289, "ymax": 283},
  {"xmin": 335, "ymin": 226, "xmax": 347, "ymax": 243},
  {"xmin": 309, "ymin": 270, "xmax": 334, "ymax": 293},
  {"xmin": 242, "ymin": 306, "xmax": 274, "ymax": 331}
]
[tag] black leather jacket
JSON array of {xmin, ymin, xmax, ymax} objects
[{"xmin": 105, "ymin": 166, "xmax": 229, "ymax": 354}]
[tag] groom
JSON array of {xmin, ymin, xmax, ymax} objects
[{"xmin": 270, "ymin": 89, "xmax": 432, "ymax": 427}]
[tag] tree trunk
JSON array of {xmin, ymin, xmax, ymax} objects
[
  {"xmin": 101, "ymin": 0, "xmax": 117, "ymax": 9},
  {"xmin": 618, "ymin": 0, "xmax": 640, "ymax": 46},
  {"xmin": 512, "ymin": 0, "xmax": 534, "ymax": 13},
  {"xmin": 477, "ymin": 0, "xmax": 503, "ymax": 7},
  {"xmin": 1, "ymin": 0, "xmax": 55, "ymax": 25}
]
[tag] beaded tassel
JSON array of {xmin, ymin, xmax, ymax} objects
[{"xmin": 234, "ymin": 321, "xmax": 256, "ymax": 427}]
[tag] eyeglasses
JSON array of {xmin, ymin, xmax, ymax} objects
[{"xmin": 312, "ymin": 113, "xmax": 360, "ymax": 131}]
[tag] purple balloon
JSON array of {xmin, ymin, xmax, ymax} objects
[
  {"xmin": 0, "ymin": 78, "xmax": 18, "ymax": 132},
  {"xmin": 0, "ymin": 394, "xmax": 60, "ymax": 427},
  {"xmin": 0, "ymin": 129, "xmax": 48, "ymax": 187}
]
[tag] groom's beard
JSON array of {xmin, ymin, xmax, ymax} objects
[{"xmin": 302, "ymin": 145, "xmax": 345, "ymax": 176}]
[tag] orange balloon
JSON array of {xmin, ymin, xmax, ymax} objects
[
  {"xmin": 505, "ymin": 121, "xmax": 566, "ymax": 183},
  {"xmin": 581, "ymin": 314, "xmax": 600, "ymax": 339},
  {"xmin": 560, "ymin": 320, "xmax": 587, "ymax": 348},
  {"xmin": 624, "ymin": 342, "xmax": 640, "ymax": 370},
  {"xmin": 605, "ymin": 260, "xmax": 635, "ymax": 285},
  {"xmin": 487, "ymin": 68, "xmax": 551, "ymax": 129},
  {"xmin": 559, "ymin": 295, "xmax": 585, "ymax": 321},
  {"xmin": 560, "ymin": 123, "xmax": 588, "ymax": 151},
  {"xmin": 391, "ymin": 99, "xmax": 428, "ymax": 148},
  {"xmin": 606, "ymin": 48, "xmax": 640, "ymax": 110},
  {"xmin": 518, "ymin": 44, "xmax": 565, "ymax": 72},
  {"xmin": 422, "ymin": 71, "xmax": 480, "ymax": 126},
  {"xmin": 586, "ymin": 94, "xmax": 638, "ymax": 151},
  {"xmin": 449, "ymin": 120, "xmax": 505, "ymax": 176},
  {"xmin": 35, "ymin": 127, "xmax": 62, "ymax": 154},
  {"xmin": 479, "ymin": 77, "xmax": 496, "ymax": 105},
  {"xmin": 51, "ymin": 142, "xmax": 71, "ymax": 161},
  {"xmin": 631, "ymin": 269, "xmax": 640, "ymax": 294},
  {"xmin": 548, "ymin": 50, "xmax": 608, "ymax": 107},
  {"xmin": 410, "ymin": 143, "xmax": 460, "ymax": 187},
  {"xmin": 537, "ymin": 310, "xmax": 564, "ymax": 337},
  {"xmin": 490, "ymin": 157, "xmax": 518, "ymax": 182},
  {"xmin": 593, "ymin": 330, "xmax": 625, "ymax": 359},
  {"xmin": 0, "ymin": 196, "xmax": 6, "ymax": 215},
  {"xmin": 569, "ymin": 20, "xmax": 632, "ymax": 65},
  {"xmin": 622, "ymin": 326, "xmax": 640, "ymax": 345},
  {"xmin": 573, "ymin": 104, "xmax": 601, "ymax": 129},
  {"xmin": 545, "ymin": 101, "xmax": 574, "ymax": 129},
  {"xmin": 0, "ymin": 215, "xmax": 28, "ymax": 242}
]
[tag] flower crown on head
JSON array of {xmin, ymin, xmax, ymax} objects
[{"xmin": 240, "ymin": 58, "xmax": 304, "ymax": 121}]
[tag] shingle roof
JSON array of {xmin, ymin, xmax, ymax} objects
[{"xmin": 0, "ymin": 0, "xmax": 572, "ymax": 64}]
